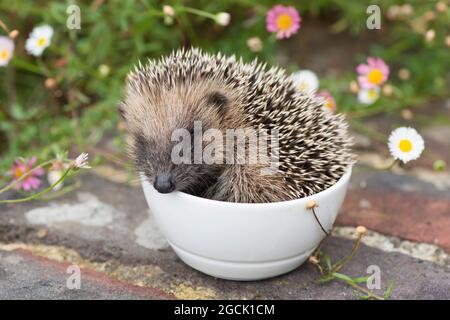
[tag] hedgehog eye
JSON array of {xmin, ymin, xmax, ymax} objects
[{"xmin": 207, "ymin": 91, "xmax": 228, "ymax": 110}]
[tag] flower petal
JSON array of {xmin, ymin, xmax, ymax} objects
[{"xmin": 356, "ymin": 64, "xmax": 370, "ymax": 74}]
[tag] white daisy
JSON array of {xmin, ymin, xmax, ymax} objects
[
  {"xmin": 388, "ymin": 127, "xmax": 425, "ymax": 163},
  {"xmin": 25, "ymin": 25, "xmax": 54, "ymax": 56},
  {"xmin": 0, "ymin": 36, "xmax": 14, "ymax": 67},
  {"xmin": 291, "ymin": 70, "xmax": 319, "ymax": 94},
  {"xmin": 358, "ymin": 87, "xmax": 380, "ymax": 105}
]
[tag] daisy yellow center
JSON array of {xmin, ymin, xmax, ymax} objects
[
  {"xmin": 368, "ymin": 89, "xmax": 378, "ymax": 99},
  {"xmin": 276, "ymin": 14, "xmax": 293, "ymax": 31},
  {"xmin": 0, "ymin": 50, "xmax": 8, "ymax": 60},
  {"xmin": 298, "ymin": 81, "xmax": 309, "ymax": 91},
  {"xmin": 325, "ymin": 99, "xmax": 334, "ymax": 110},
  {"xmin": 14, "ymin": 167, "xmax": 24, "ymax": 179},
  {"xmin": 399, "ymin": 139, "xmax": 413, "ymax": 153},
  {"xmin": 367, "ymin": 69, "xmax": 383, "ymax": 85},
  {"xmin": 37, "ymin": 37, "xmax": 46, "ymax": 47}
]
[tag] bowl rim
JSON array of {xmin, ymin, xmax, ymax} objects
[{"xmin": 141, "ymin": 166, "xmax": 352, "ymax": 209}]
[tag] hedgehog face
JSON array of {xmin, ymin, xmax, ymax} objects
[{"xmin": 121, "ymin": 82, "xmax": 234, "ymax": 196}]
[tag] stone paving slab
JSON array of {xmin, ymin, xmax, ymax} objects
[
  {"xmin": 0, "ymin": 248, "xmax": 173, "ymax": 300},
  {"xmin": 0, "ymin": 237, "xmax": 448, "ymax": 300},
  {"xmin": 0, "ymin": 169, "xmax": 449, "ymax": 299}
]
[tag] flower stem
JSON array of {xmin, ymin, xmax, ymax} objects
[
  {"xmin": 311, "ymin": 206, "xmax": 330, "ymax": 236},
  {"xmin": 376, "ymin": 158, "xmax": 398, "ymax": 171},
  {"xmin": 350, "ymin": 119, "xmax": 387, "ymax": 143},
  {"xmin": 37, "ymin": 57, "xmax": 51, "ymax": 77},
  {"xmin": 333, "ymin": 234, "xmax": 363, "ymax": 273},
  {"xmin": 312, "ymin": 233, "xmax": 331, "ymax": 258},
  {"xmin": 11, "ymin": 58, "xmax": 46, "ymax": 76},
  {"xmin": 0, "ymin": 18, "xmax": 10, "ymax": 33},
  {"xmin": 178, "ymin": 6, "xmax": 217, "ymax": 20},
  {"xmin": 39, "ymin": 180, "xmax": 81, "ymax": 201},
  {"xmin": 0, "ymin": 168, "xmax": 72, "ymax": 204},
  {"xmin": 343, "ymin": 279, "xmax": 385, "ymax": 300}
]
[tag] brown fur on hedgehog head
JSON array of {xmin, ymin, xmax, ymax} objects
[{"xmin": 120, "ymin": 74, "xmax": 243, "ymax": 196}]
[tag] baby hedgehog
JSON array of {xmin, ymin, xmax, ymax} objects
[{"xmin": 120, "ymin": 48, "xmax": 354, "ymax": 203}]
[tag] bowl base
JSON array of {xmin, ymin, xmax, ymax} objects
[{"xmin": 170, "ymin": 242, "xmax": 314, "ymax": 281}]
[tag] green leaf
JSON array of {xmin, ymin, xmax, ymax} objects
[
  {"xmin": 10, "ymin": 103, "xmax": 26, "ymax": 120},
  {"xmin": 352, "ymin": 276, "xmax": 370, "ymax": 284},
  {"xmin": 383, "ymin": 280, "xmax": 395, "ymax": 299},
  {"xmin": 332, "ymin": 272, "xmax": 355, "ymax": 284},
  {"xmin": 319, "ymin": 275, "xmax": 334, "ymax": 283},
  {"xmin": 324, "ymin": 253, "xmax": 332, "ymax": 271}
]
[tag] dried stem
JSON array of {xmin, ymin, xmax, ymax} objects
[
  {"xmin": 0, "ymin": 18, "xmax": 10, "ymax": 33},
  {"xmin": 311, "ymin": 206, "xmax": 330, "ymax": 236},
  {"xmin": 333, "ymin": 233, "xmax": 364, "ymax": 273}
]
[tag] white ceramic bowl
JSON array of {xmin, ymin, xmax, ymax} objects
[{"xmin": 141, "ymin": 168, "xmax": 352, "ymax": 281}]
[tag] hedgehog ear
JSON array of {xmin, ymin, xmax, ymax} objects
[
  {"xmin": 207, "ymin": 91, "xmax": 228, "ymax": 110},
  {"xmin": 118, "ymin": 102, "xmax": 126, "ymax": 120}
]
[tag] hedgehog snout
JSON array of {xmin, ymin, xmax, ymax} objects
[{"xmin": 153, "ymin": 173, "xmax": 176, "ymax": 193}]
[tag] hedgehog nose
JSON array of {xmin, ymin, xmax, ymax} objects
[{"xmin": 153, "ymin": 174, "xmax": 176, "ymax": 193}]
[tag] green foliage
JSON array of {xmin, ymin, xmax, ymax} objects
[
  {"xmin": 315, "ymin": 248, "xmax": 395, "ymax": 300},
  {"xmin": 0, "ymin": 0, "xmax": 449, "ymax": 172},
  {"xmin": 0, "ymin": 0, "xmax": 276, "ymax": 172}
]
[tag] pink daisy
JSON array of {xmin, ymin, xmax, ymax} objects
[
  {"xmin": 317, "ymin": 90, "xmax": 337, "ymax": 113},
  {"xmin": 266, "ymin": 5, "xmax": 301, "ymax": 39},
  {"xmin": 7, "ymin": 156, "xmax": 45, "ymax": 191},
  {"xmin": 356, "ymin": 57, "xmax": 390, "ymax": 89}
]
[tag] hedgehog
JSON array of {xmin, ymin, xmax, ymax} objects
[{"xmin": 119, "ymin": 48, "xmax": 354, "ymax": 203}]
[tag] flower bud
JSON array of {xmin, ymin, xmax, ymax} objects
[
  {"xmin": 246, "ymin": 37, "xmax": 263, "ymax": 52},
  {"xmin": 308, "ymin": 256, "xmax": 319, "ymax": 265},
  {"xmin": 423, "ymin": 11, "xmax": 436, "ymax": 21},
  {"xmin": 45, "ymin": 78, "xmax": 57, "ymax": 89},
  {"xmin": 306, "ymin": 200, "xmax": 317, "ymax": 209},
  {"xmin": 398, "ymin": 68, "xmax": 411, "ymax": 80},
  {"xmin": 401, "ymin": 109, "xmax": 413, "ymax": 120},
  {"xmin": 99, "ymin": 64, "xmax": 110, "ymax": 77},
  {"xmin": 9, "ymin": 29, "xmax": 19, "ymax": 39},
  {"xmin": 436, "ymin": 2, "xmax": 447, "ymax": 13},
  {"xmin": 215, "ymin": 12, "xmax": 231, "ymax": 26},
  {"xmin": 163, "ymin": 5, "xmax": 175, "ymax": 17},
  {"xmin": 349, "ymin": 81, "xmax": 359, "ymax": 94},
  {"xmin": 356, "ymin": 226, "xmax": 367, "ymax": 235},
  {"xmin": 382, "ymin": 84, "xmax": 393, "ymax": 96},
  {"xmin": 425, "ymin": 29, "xmax": 436, "ymax": 42},
  {"xmin": 47, "ymin": 170, "xmax": 64, "ymax": 191}
]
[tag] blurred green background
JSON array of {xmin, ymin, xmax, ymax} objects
[{"xmin": 0, "ymin": 0, "xmax": 449, "ymax": 177}]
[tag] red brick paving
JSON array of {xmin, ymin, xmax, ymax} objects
[{"xmin": 337, "ymin": 188, "xmax": 450, "ymax": 253}]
